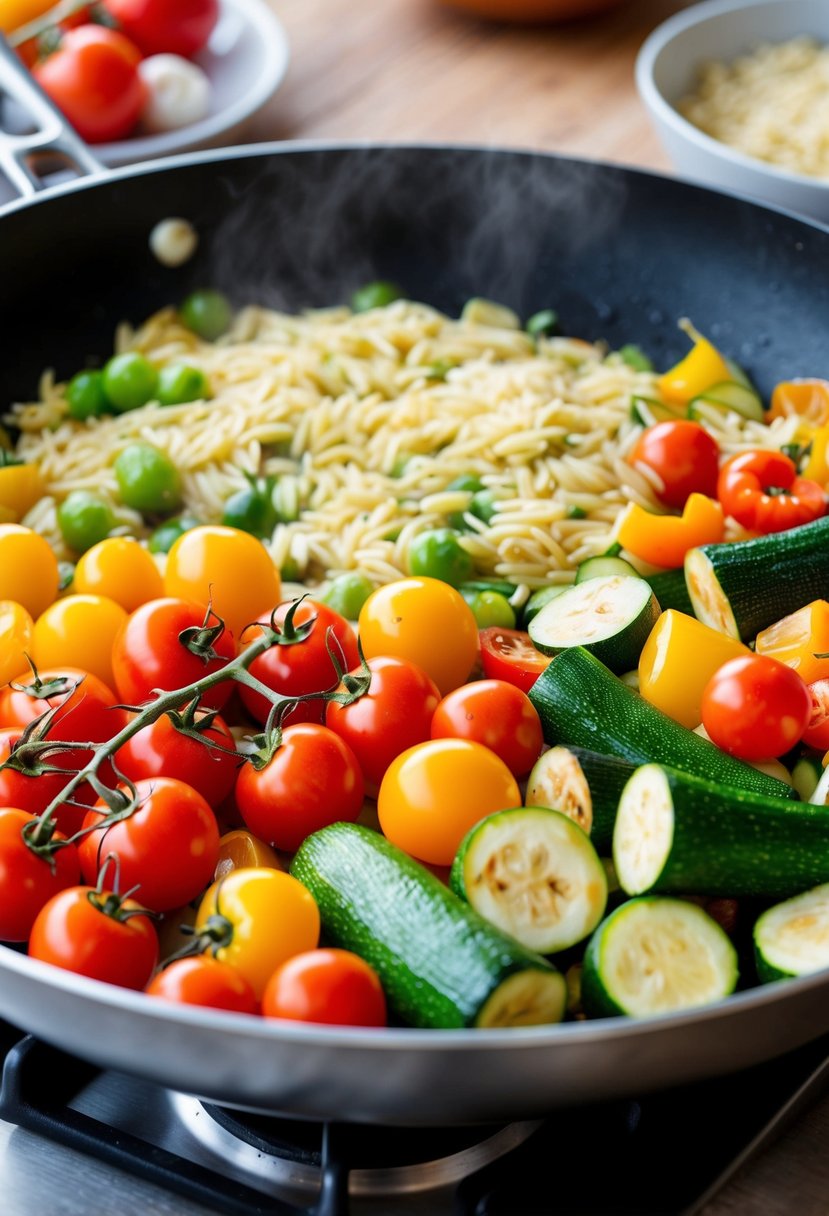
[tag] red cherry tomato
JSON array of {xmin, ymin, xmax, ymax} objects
[
  {"xmin": 478, "ymin": 627, "xmax": 550, "ymax": 694},
  {"xmin": 78, "ymin": 777, "xmax": 220, "ymax": 912},
  {"xmin": 802, "ymin": 679, "xmax": 829, "ymax": 750},
  {"xmin": 239, "ymin": 600, "xmax": 358, "ymax": 728},
  {"xmin": 717, "ymin": 450, "xmax": 826, "ymax": 534},
  {"xmin": 628, "ymin": 420, "xmax": 720, "ymax": 509},
  {"xmin": 29, "ymin": 885, "xmax": 158, "ymax": 989},
  {"xmin": 146, "ymin": 956, "xmax": 259, "ymax": 1015},
  {"xmin": 115, "ymin": 709, "xmax": 239, "ymax": 808},
  {"xmin": 430, "ymin": 679, "xmax": 543, "ymax": 778},
  {"xmin": 110, "ymin": 598, "xmax": 236, "ymax": 710},
  {"xmin": 262, "ymin": 948, "xmax": 387, "ymax": 1027},
  {"xmin": 0, "ymin": 728, "xmax": 95, "ymax": 835},
  {"xmin": 325, "ymin": 656, "xmax": 441, "ymax": 793},
  {"xmin": 0, "ymin": 665, "xmax": 124, "ymax": 743},
  {"xmin": 33, "ymin": 26, "xmax": 146, "ymax": 144},
  {"xmin": 701, "ymin": 654, "xmax": 811, "ymax": 761},
  {"xmin": 0, "ymin": 808, "xmax": 80, "ymax": 942},
  {"xmin": 103, "ymin": 0, "xmax": 219, "ymax": 58},
  {"xmin": 235, "ymin": 723, "xmax": 364, "ymax": 853}
]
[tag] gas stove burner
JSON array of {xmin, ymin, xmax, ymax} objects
[{"xmin": 171, "ymin": 1092, "xmax": 542, "ymax": 1198}]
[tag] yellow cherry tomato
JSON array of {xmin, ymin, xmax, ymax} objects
[
  {"xmin": 0, "ymin": 0, "xmax": 55, "ymax": 34},
  {"xmin": 377, "ymin": 737, "xmax": 521, "ymax": 866},
  {"xmin": 0, "ymin": 463, "xmax": 44, "ymax": 521},
  {"xmin": 74, "ymin": 536, "xmax": 163, "ymax": 612},
  {"xmin": 32, "ymin": 594, "xmax": 128, "ymax": 689},
  {"xmin": 164, "ymin": 525, "xmax": 281, "ymax": 637},
  {"xmin": 0, "ymin": 524, "xmax": 60, "ymax": 618},
  {"xmin": 215, "ymin": 829, "xmax": 282, "ymax": 880},
  {"xmin": 358, "ymin": 577, "xmax": 479, "ymax": 696},
  {"xmin": 195, "ymin": 867, "xmax": 320, "ymax": 999},
  {"xmin": 0, "ymin": 600, "xmax": 34, "ymax": 686}
]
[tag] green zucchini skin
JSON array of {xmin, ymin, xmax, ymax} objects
[
  {"xmin": 528, "ymin": 647, "xmax": 796, "ymax": 801},
  {"xmin": 644, "ymin": 569, "xmax": 695, "ymax": 617},
  {"xmin": 290, "ymin": 823, "xmax": 564, "ymax": 1029},
  {"xmin": 618, "ymin": 764, "xmax": 829, "ymax": 899},
  {"xmin": 686, "ymin": 515, "xmax": 829, "ymax": 641}
]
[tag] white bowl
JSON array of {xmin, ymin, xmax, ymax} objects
[{"xmin": 636, "ymin": 0, "xmax": 829, "ymax": 222}]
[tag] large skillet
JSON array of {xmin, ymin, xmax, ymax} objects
[{"xmin": 2, "ymin": 41, "xmax": 829, "ymax": 1126}]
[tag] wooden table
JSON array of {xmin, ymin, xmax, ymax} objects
[{"xmin": 245, "ymin": 3, "xmax": 828, "ymax": 1213}]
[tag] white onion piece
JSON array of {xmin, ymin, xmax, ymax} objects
[
  {"xmin": 139, "ymin": 54, "xmax": 211, "ymax": 134},
  {"xmin": 149, "ymin": 218, "xmax": 199, "ymax": 268}
]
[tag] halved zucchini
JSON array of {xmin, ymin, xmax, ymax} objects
[
  {"xmin": 528, "ymin": 575, "xmax": 659, "ymax": 673},
  {"xmin": 581, "ymin": 897, "xmax": 738, "ymax": 1018},
  {"xmin": 754, "ymin": 883, "xmax": 829, "ymax": 982},
  {"xmin": 450, "ymin": 807, "xmax": 607, "ymax": 954}
]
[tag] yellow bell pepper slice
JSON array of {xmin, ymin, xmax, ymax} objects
[
  {"xmin": 0, "ymin": 599, "xmax": 34, "ymax": 685},
  {"xmin": 0, "ymin": 462, "xmax": 44, "ymax": 522},
  {"xmin": 755, "ymin": 600, "xmax": 829, "ymax": 686},
  {"xmin": 657, "ymin": 322, "xmax": 733, "ymax": 406},
  {"xmin": 616, "ymin": 493, "xmax": 724, "ymax": 570},
  {"xmin": 638, "ymin": 609, "xmax": 751, "ymax": 729},
  {"xmin": 803, "ymin": 425, "xmax": 829, "ymax": 486},
  {"xmin": 768, "ymin": 379, "xmax": 829, "ymax": 427}
]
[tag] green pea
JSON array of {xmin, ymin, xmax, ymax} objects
[
  {"xmin": 322, "ymin": 572, "xmax": 375, "ymax": 621},
  {"xmin": 521, "ymin": 585, "xmax": 568, "ymax": 628},
  {"xmin": 350, "ymin": 280, "xmax": 404, "ymax": 313},
  {"xmin": 470, "ymin": 489, "xmax": 497, "ymax": 524},
  {"xmin": 447, "ymin": 474, "xmax": 484, "ymax": 493},
  {"xmin": 102, "ymin": 353, "xmax": 159, "ymax": 413},
  {"xmin": 114, "ymin": 443, "xmax": 182, "ymax": 515},
  {"xmin": 66, "ymin": 370, "xmax": 109, "ymax": 421},
  {"xmin": 463, "ymin": 590, "xmax": 516, "ymax": 629},
  {"xmin": 566, "ymin": 505, "xmax": 587, "ymax": 520},
  {"xmin": 157, "ymin": 363, "xmax": 209, "ymax": 407},
  {"xmin": 148, "ymin": 514, "xmax": 200, "ymax": 555},
  {"xmin": 526, "ymin": 309, "xmax": 559, "ymax": 339},
  {"xmin": 408, "ymin": 528, "xmax": 473, "ymax": 588},
  {"xmin": 179, "ymin": 290, "xmax": 233, "ymax": 341},
  {"xmin": 618, "ymin": 344, "xmax": 654, "ymax": 372},
  {"xmin": 222, "ymin": 479, "xmax": 278, "ymax": 538},
  {"xmin": 57, "ymin": 491, "xmax": 114, "ymax": 553}
]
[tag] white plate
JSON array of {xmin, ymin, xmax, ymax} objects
[{"xmin": 98, "ymin": 0, "xmax": 290, "ymax": 167}]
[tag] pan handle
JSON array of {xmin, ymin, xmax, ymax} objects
[{"xmin": 0, "ymin": 33, "xmax": 103, "ymax": 199}]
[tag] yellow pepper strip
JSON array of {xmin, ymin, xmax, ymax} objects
[
  {"xmin": 657, "ymin": 332, "xmax": 732, "ymax": 406},
  {"xmin": 617, "ymin": 493, "xmax": 725, "ymax": 569},
  {"xmin": 0, "ymin": 463, "xmax": 44, "ymax": 522},
  {"xmin": 638, "ymin": 609, "xmax": 751, "ymax": 729},
  {"xmin": 768, "ymin": 379, "xmax": 829, "ymax": 426},
  {"xmin": 755, "ymin": 600, "xmax": 829, "ymax": 687},
  {"xmin": 0, "ymin": 599, "xmax": 34, "ymax": 685},
  {"xmin": 804, "ymin": 425, "xmax": 829, "ymax": 486},
  {"xmin": 215, "ymin": 829, "xmax": 282, "ymax": 879}
]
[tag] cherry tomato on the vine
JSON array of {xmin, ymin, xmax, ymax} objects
[
  {"xmin": 701, "ymin": 654, "xmax": 811, "ymax": 761},
  {"xmin": 0, "ymin": 665, "xmax": 124, "ymax": 743},
  {"xmin": 29, "ymin": 885, "xmax": 158, "ymax": 989},
  {"xmin": 0, "ymin": 808, "xmax": 80, "ymax": 942},
  {"xmin": 115, "ymin": 709, "xmax": 239, "ymax": 808},
  {"xmin": 78, "ymin": 776, "xmax": 220, "ymax": 912},
  {"xmin": 377, "ymin": 737, "xmax": 521, "ymax": 866},
  {"xmin": 239, "ymin": 599, "xmax": 358, "ymax": 728},
  {"xmin": 146, "ymin": 956, "xmax": 259, "ymax": 1014},
  {"xmin": 262, "ymin": 949, "xmax": 387, "ymax": 1027},
  {"xmin": 235, "ymin": 723, "xmax": 364, "ymax": 853},
  {"xmin": 33, "ymin": 26, "xmax": 146, "ymax": 145},
  {"xmin": 430, "ymin": 679, "xmax": 543, "ymax": 778},
  {"xmin": 478, "ymin": 627, "xmax": 550, "ymax": 694},
  {"xmin": 0, "ymin": 729, "xmax": 95, "ymax": 835},
  {"xmin": 628, "ymin": 420, "xmax": 720, "ymax": 509},
  {"xmin": 103, "ymin": 0, "xmax": 219, "ymax": 58},
  {"xmin": 325, "ymin": 655, "xmax": 441, "ymax": 793}
]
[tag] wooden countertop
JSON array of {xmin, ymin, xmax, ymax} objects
[{"xmin": 246, "ymin": 3, "xmax": 829, "ymax": 1214}]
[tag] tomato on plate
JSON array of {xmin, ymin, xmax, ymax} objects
[
  {"xmin": 78, "ymin": 776, "xmax": 220, "ymax": 912},
  {"xmin": 235, "ymin": 723, "xmax": 364, "ymax": 853},
  {"xmin": 29, "ymin": 885, "xmax": 158, "ymax": 989},
  {"xmin": 103, "ymin": 0, "xmax": 219, "ymax": 58},
  {"xmin": 325, "ymin": 655, "xmax": 441, "ymax": 793},
  {"xmin": 110, "ymin": 597, "xmax": 236, "ymax": 709},
  {"xmin": 701, "ymin": 654, "xmax": 811, "ymax": 761},
  {"xmin": 33, "ymin": 25, "xmax": 146, "ymax": 145},
  {"xmin": 146, "ymin": 956, "xmax": 259, "ymax": 1014},
  {"xmin": 262, "ymin": 949, "xmax": 387, "ymax": 1027},
  {"xmin": 802, "ymin": 680, "xmax": 829, "ymax": 750},
  {"xmin": 478, "ymin": 627, "xmax": 550, "ymax": 694},
  {"xmin": 430, "ymin": 679, "xmax": 543, "ymax": 778},
  {"xmin": 628, "ymin": 420, "xmax": 720, "ymax": 509},
  {"xmin": 115, "ymin": 709, "xmax": 239, "ymax": 808},
  {"xmin": 238, "ymin": 599, "xmax": 358, "ymax": 727},
  {"xmin": 0, "ymin": 808, "xmax": 80, "ymax": 942}
]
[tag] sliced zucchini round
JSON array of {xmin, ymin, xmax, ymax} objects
[
  {"xmin": 475, "ymin": 967, "xmax": 567, "ymax": 1028},
  {"xmin": 528, "ymin": 575, "xmax": 659, "ymax": 673},
  {"xmin": 524, "ymin": 747, "xmax": 593, "ymax": 835},
  {"xmin": 581, "ymin": 897, "xmax": 739, "ymax": 1018},
  {"xmin": 688, "ymin": 380, "xmax": 764, "ymax": 424},
  {"xmin": 574, "ymin": 555, "xmax": 640, "ymax": 584},
  {"xmin": 684, "ymin": 547, "xmax": 740, "ymax": 638},
  {"xmin": 521, "ymin": 584, "xmax": 568, "ymax": 628},
  {"xmin": 450, "ymin": 806, "xmax": 607, "ymax": 954},
  {"xmin": 612, "ymin": 764, "xmax": 675, "ymax": 897},
  {"xmin": 754, "ymin": 884, "xmax": 829, "ymax": 982}
]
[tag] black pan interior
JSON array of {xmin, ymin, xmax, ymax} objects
[{"xmin": 1, "ymin": 145, "xmax": 828, "ymax": 406}]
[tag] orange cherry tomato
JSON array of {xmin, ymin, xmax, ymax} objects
[
  {"xmin": 262, "ymin": 948, "xmax": 386, "ymax": 1027},
  {"xmin": 768, "ymin": 379, "xmax": 829, "ymax": 426},
  {"xmin": 73, "ymin": 537, "xmax": 163, "ymax": 612},
  {"xmin": 29, "ymin": 885, "xmax": 158, "ymax": 989},
  {"xmin": 163, "ymin": 525, "xmax": 281, "ymax": 638},
  {"xmin": 31, "ymin": 594, "xmax": 128, "ymax": 689},
  {"xmin": 146, "ymin": 956, "xmax": 259, "ymax": 1015}
]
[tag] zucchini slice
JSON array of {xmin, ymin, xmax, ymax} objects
[
  {"xmin": 529, "ymin": 647, "xmax": 795, "ymax": 801},
  {"xmin": 524, "ymin": 747, "xmax": 593, "ymax": 835},
  {"xmin": 574, "ymin": 555, "xmax": 640, "ymax": 583},
  {"xmin": 521, "ymin": 584, "xmax": 568, "ymax": 628},
  {"xmin": 792, "ymin": 754, "xmax": 825, "ymax": 802},
  {"xmin": 685, "ymin": 515, "xmax": 829, "ymax": 641},
  {"xmin": 291, "ymin": 822, "xmax": 566, "ymax": 1029},
  {"xmin": 614, "ymin": 763, "xmax": 829, "ymax": 900},
  {"xmin": 528, "ymin": 575, "xmax": 659, "ymax": 673},
  {"xmin": 754, "ymin": 883, "xmax": 829, "ymax": 982},
  {"xmin": 688, "ymin": 380, "xmax": 764, "ymax": 423},
  {"xmin": 450, "ymin": 807, "xmax": 607, "ymax": 954},
  {"xmin": 582, "ymin": 897, "xmax": 738, "ymax": 1018}
]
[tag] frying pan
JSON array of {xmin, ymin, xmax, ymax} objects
[{"xmin": 2, "ymin": 38, "xmax": 829, "ymax": 1127}]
